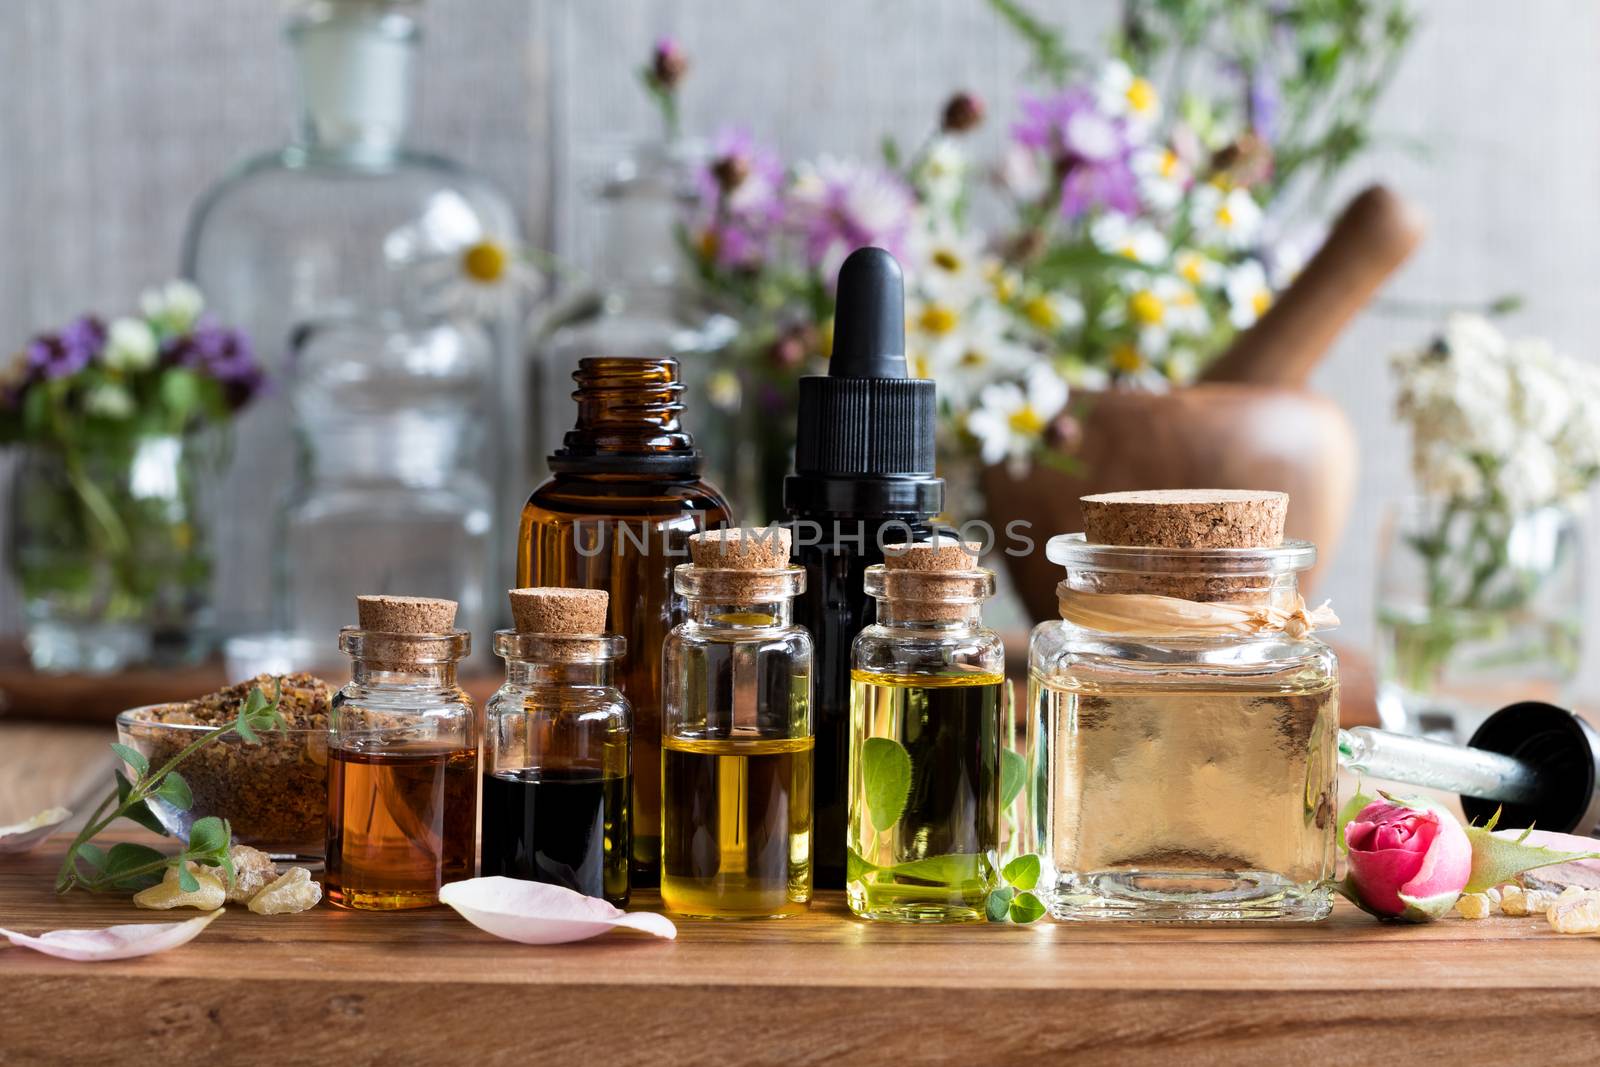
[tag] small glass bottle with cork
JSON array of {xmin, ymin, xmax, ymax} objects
[
  {"xmin": 848, "ymin": 541, "xmax": 1005, "ymax": 922},
  {"xmin": 481, "ymin": 587, "xmax": 632, "ymax": 906},
  {"xmin": 660, "ymin": 527, "xmax": 813, "ymax": 919},
  {"xmin": 1033, "ymin": 490, "xmax": 1341, "ymax": 922},
  {"xmin": 326, "ymin": 595, "xmax": 479, "ymax": 910}
]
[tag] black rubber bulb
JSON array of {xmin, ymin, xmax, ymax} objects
[{"xmin": 830, "ymin": 246, "xmax": 906, "ymax": 379}]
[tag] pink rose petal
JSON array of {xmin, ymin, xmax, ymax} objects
[
  {"xmin": 0, "ymin": 807, "xmax": 72, "ymax": 855},
  {"xmin": 439, "ymin": 877, "xmax": 676, "ymax": 945},
  {"xmin": 0, "ymin": 909, "xmax": 223, "ymax": 961}
]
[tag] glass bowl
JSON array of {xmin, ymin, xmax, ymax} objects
[{"xmin": 115, "ymin": 705, "xmax": 328, "ymax": 860}]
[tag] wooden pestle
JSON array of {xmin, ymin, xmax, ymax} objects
[{"xmin": 1200, "ymin": 184, "xmax": 1426, "ymax": 387}]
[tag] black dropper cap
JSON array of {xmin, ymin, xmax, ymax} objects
[
  {"xmin": 785, "ymin": 247, "xmax": 943, "ymax": 517},
  {"xmin": 1461, "ymin": 702, "xmax": 1600, "ymax": 836}
]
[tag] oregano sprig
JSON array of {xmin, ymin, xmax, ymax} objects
[{"xmin": 54, "ymin": 682, "xmax": 285, "ymax": 895}]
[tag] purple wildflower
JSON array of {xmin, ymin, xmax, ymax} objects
[
  {"xmin": 162, "ymin": 318, "xmax": 266, "ymax": 410},
  {"xmin": 694, "ymin": 128, "xmax": 786, "ymax": 269},
  {"xmin": 1012, "ymin": 90, "xmax": 1139, "ymax": 219},
  {"xmin": 650, "ymin": 36, "xmax": 688, "ymax": 89},
  {"xmin": 1248, "ymin": 69, "xmax": 1280, "ymax": 144},
  {"xmin": 786, "ymin": 156, "xmax": 916, "ymax": 283}
]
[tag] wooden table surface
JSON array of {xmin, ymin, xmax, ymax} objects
[{"xmin": 1, "ymin": 836, "xmax": 1597, "ymax": 1065}]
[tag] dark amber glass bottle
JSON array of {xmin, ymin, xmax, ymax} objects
[{"xmin": 517, "ymin": 357, "xmax": 733, "ymax": 884}]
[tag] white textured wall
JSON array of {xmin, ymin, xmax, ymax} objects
[{"xmin": 2, "ymin": 1, "xmax": 1596, "ymax": 692}]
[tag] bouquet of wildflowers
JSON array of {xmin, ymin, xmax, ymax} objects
[
  {"xmin": 1, "ymin": 281, "xmax": 263, "ymax": 446},
  {"xmin": 650, "ymin": 0, "xmax": 1414, "ymax": 503}
]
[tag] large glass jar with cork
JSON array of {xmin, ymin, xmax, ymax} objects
[
  {"xmin": 326, "ymin": 595, "xmax": 479, "ymax": 911},
  {"xmin": 482, "ymin": 587, "xmax": 631, "ymax": 907},
  {"xmin": 847, "ymin": 541, "xmax": 1005, "ymax": 923},
  {"xmin": 1032, "ymin": 491, "xmax": 1341, "ymax": 922},
  {"xmin": 660, "ymin": 528, "xmax": 813, "ymax": 919}
]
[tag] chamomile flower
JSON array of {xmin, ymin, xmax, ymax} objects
[
  {"xmin": 411, "ymin": 237, "xmax": 544, "ymax": 321},
  {"xmin": 1019, "ymin": 290, "xmax": 1085, "ymax": 336},
  {"xmin": 1131, "ymin": 146, "xmax": 1188, "ymax": 212},
  {"xmin": 1096, "ymin": 61, "xmax": 1162, "ymax": 139},
  {"xmin": 916, "ymin": 302, "xmax": 1034, "ymax": 410},
  {"xmin": 139, "ymin": 280, "xmax": 204, "ymax": 336},
  {"xmin": 1107, "ymin": 275, "xmax": 1207, "ymax": 357},
  {"xmin": 967, "ymin": 364, "xmax": 1069, "ymax": 469},
  {"xmin": 907, "ymin": 221, "xmax": 990, "ymax": 306},
  {"xmin": 1190, "ymin": 183, "xmax": 1264, "ymax": 250},
  {"xmin": 1224, "ymin": 259, "xmax": 1274, "ymax": 328},
  {"xmin": 1174, "ymin": 250, "xmax": 1222, "ymax": 290},
  {"xmin": 915, "ymin": 136, "xmax": 969, "ymax": 210},
  {"xmin": 1090, "ymin": 215, "xmax": 1170, "ymax": 266}
]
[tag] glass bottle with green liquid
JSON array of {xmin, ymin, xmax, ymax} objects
[
  {"xmin": 661, "ymin": 527, "xmax": 813, "ymax": 919},
  {"xmin": 847, "ymin": 541, "xmax": 1005, "ymax": 922}
]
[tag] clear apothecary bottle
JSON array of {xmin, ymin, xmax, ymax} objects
[
  {"xmin": 326, "ymin": 595, "xmax": 479, "ymax": 911},
  {"xmin": 660, "ymin": 528, "xmax": 813, "ymax": 919},
  {"xmin": 847, "ymin": 542, "xmax": 1005, "ymax": 923},
  {"xmin": 481, "ymin": 588, "xmax": 632, "ymax": 907},
  {"xmin": 1032, "ymin": 493, "xmax": 1340, "ymax": 923}
]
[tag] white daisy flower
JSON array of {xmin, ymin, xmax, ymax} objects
[
  {"xmin": 917, "ymin": 302, "xmax": 1035, "ymax": 411},
  {"xmin": 84, "ymin": 383, "xmax": 135, "ymax": 420},
  {"xmin": 1224, "ymin": 260, "xmax": 1274, "ymax": 329},
  {"xmin": 410, "ymin": 237, "xmax": 543, "ymax": 321},
  {"xmin": 1174, "ymin": 249, "xmax": 1222, "ymax": 290},
  {"xmin": 1132, "ymin": 146, "xmax": 1188, "ymax": 213},
  {"xmin": 967, "ymin": 364, "xmax": 1069, "ymax": 469},
  {"xmin": 1019, "ymin": 290, "xmax": 1085, "ymax": 336},
  {"xmin": 1190, "ymin": 183, "xmax": 1264, "ymax": 250},
  {"xmin": 916, "ymin": 136, "xmax": 969, "ymax": 210},
  {"xmin": 907, "ymin": 220, "xmax": 990, "ymax": 306},
  {"xmin": 1090, "ymin": 215, "xmax": 1170, "ymax": 266},
  {"xmin": 103, "ymin": 317, "xmax": 158, "ymax": 372},
  {"xmin": 1095, "ymin": 60, "xmax": 1162, "ymax": 138}
]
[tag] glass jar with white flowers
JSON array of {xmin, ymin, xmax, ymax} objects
[
  {"xmin": 1378, "ymin": 314, "xmax": 1596, "ymax": 739},
  {"xmin": 1, "ymin": 283, "xmax": 264, "ymax": 673}
]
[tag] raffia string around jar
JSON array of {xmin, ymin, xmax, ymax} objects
[{"xmin": 1057, "ymin": 490, "xmax": 1339, "ymax": 638}]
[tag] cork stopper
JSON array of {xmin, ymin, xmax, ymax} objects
[
  {"xmin": 351, "ymin": 595, "xmax": 463, "ymax": 670},
  {"xmin": 688, "ymin": 527, "xmax": 792, "ymax": 569},
  {"xmin": 1081, "ymin": 489, "xmax": 1287, "ymax": 549},
  {"xmin": 874, "ymin": 541, "xmax": 991, "ymax": 621},
  {"xmin": 1076, "ymin": 490, "xmax": 1289, "ymax": 601},
  {"xmin": 508, "ymin": 587, "xmax": 609, "ymax": 635},
  {"xmin": 356, "ymin": 595, "xmax": 458, "ymax": 634}
]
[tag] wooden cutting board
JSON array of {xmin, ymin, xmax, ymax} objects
[{"xmin": 0, "ymin": 834, "xmax": 1596, "ymax": 1064}]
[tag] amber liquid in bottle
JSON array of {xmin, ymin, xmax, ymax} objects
[
  {"xmin": 325, "ymin": 743, "xmax": 477, "ymax": 910},
  {"xmin": 517, "ymin": 357, "xmax": 732, "ymax": 884}
]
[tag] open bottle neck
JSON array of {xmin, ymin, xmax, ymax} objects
[{"xmin": 286, "ymin": 1, "xmax": 419, "ymax": 167}]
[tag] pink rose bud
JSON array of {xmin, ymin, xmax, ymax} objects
[{"xmin": 1343, "ymin": 795, "xmax": 1472, "ymax": 921}]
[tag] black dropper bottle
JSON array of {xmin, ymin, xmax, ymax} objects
[{"xmin": 785, "ymin": 246, "xmax": 943, "ymax": 888}]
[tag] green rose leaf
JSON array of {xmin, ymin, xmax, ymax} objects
[
  {"xmin": 847, "ymin": 847, "xmax": 880, "ymax": 884},
  {"xmin": 1463, "ymin": 818, "xmax": 1600, "ymax": 894},
  {"xmin": 1001, "ymin": 853, "xmax": 1040, "ymax": 891},
  {"xmin": 153, "ymin": 771, "xmax": 193, "ymax": 812},
  {"xmin": 109, "ymin": 743, "xmax": 149, "ymax": 776},
  {"xmin": 1008, "ymin": 890, "xmax": 1047, "ymax": 924},
  {"xmin": 986, "ymin": 886, "xmax": 1015, "ymax": 922},
  {"xmin": 861, "ymin": 736, "xmax": 913, "ymax": 834},
  {"xmin": 999, "ymin": 749, "xmax": 1027, "ymax": 810}
]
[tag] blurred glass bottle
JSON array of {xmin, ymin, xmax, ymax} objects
[
  {"xmin": 535, "ymin": 137, "xmax": 737, "ymax": 490},
  {"xmin": 182, "ymin": 0, "xmax": 524, "ymax": 642}
]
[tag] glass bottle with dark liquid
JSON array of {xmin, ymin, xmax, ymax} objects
[
  {"xmin": 481, "ymin": 587, "xmax": 632, "ymax": 906},
  {"xmin": 785, "ymin": 248, "xmax": 943, "ymax": 889},
  {"xmin": 518, "ymin": 357, "xmax": 732, "ymax": 884},
  {"xmin": 661, "ymin": 528, "xmax": 813, "ymax": 919},
  {"xmin": 848, "ymin": 542, "xmax": 1005, "ymax": 922},
  {"xmin": 326, "ymin": 595, "xmax": 478, "ymax": 910}
]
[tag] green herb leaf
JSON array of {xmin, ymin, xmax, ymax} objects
[
  {"xmin": 847, "ymin": 847, "xmax": 879, "ymax": 884},
  {"xmin": 114, "ymin": 770, "xmax": 169, "ymax": 835},
  {"xmin": 234, "ymin": 711, "xmax": 258, "ymax": 744},
  {"xmin": 1008, "ymin": 891, "xmax": 1047, "ymax": 924},
  {"xmin": 110, "ymin": 743, "xmax": 149, "ymax": 776},
  {"xmin": 177, "ymin": 865, "xmax": 200, "ymax": 893},
  {"xmin": 76, "ymin": 843, "xmax": 107, "ymax": 872},
  {"xmin": 999, "ymin": 749, "xmax": 1027, "ymax": 810},
  {"xmin": 153, "ymin": 771, "xmax": 193, "ymax": 812},
  {"xmin": 1001, "ymin": 853, "xmax": 1041, "ymax": 891},
  {"xmin": 885, "ymin": 852, "xmax": 987, "ymax": 886},
  {"xmin": 861, "ymin": 737, "xmax": 913, "ymax": 834},
  {"xmin": 187, "ymin": 816, "xmax": 229, "ymax": 858},
  {"xmin": 986, "ymin": 885, "xmax": 1016, "ymax": 922},
  {"xmin": 103, "ymin": 842, "xmax": 168, "ymax": 889}
]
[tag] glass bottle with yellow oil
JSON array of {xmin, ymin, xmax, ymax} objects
[
  {"xmin": 1034, "ymin": 490, "xmax": 1340, "ymax": 922},
  {"xmin": 481, "ymin": 587, "xmax": 631, "ymax": 907},
  {"xmin": 326, "ymin": 595, "xmax": 478, "ymax": 910},
  {"xmin": 518, "ymin": 356, "xmax": 733, "ymax": 885},
  {"xmin": 847, "ymin": 541, "xmax": 1004, "ymax": 922},
  {"xmin": 660, "ymin": 527, "xmax": 812, "ymax": 919}
]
